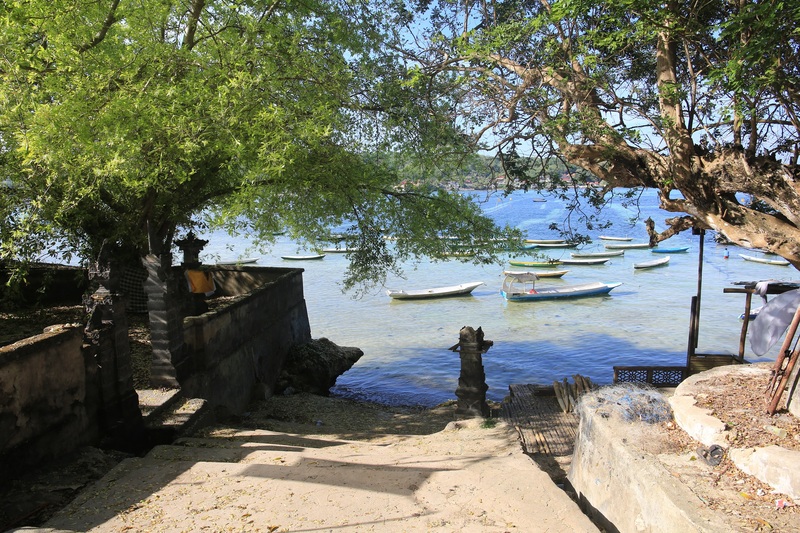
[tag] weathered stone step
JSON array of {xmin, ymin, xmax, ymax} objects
[
  {"xmin": 136, "ymin": 388, "xmax": 182, "ymax": 423},
  {"xmin": 143, "ymin": 396, "xmax": 213, "ymax": 444}
]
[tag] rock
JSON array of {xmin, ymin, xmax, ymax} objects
[
  {"xmin": 764, "ymin": 425, "xmax": 788, "ymax": 438},
  {"xmin": 276, "ymin": 338, "xmax": 363, "ymax": 395}
]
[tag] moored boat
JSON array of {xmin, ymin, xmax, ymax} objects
[
  {"xmin": 604, "ymin": 242, "xmax": 651, "ymax": 250},
  {"xmin": 739, "ymin": 254, "xmax": 790, "ymax": 266},
  {"xmin": 570, "ymin": 250, "xmax": 624, "ymax": 258},
  {"xmin": 599, "ymin": 235, "xmax": 633, "ymax": 241},
  {"xmin": 500, "ymin": 272, "xmax": 621, "ymax": 302},
  {"xmin": 524, "ymin": 239, "xmax": 565, "ymax": 244},
  {"xmin": 634, "ymin": 256, "xmax": 670, "ymax": 269},
  {"xmin": 281, "ymin": 254, "xmax": 326, "ymax": 260},
  {"xmin": 508, "ymin": 259, "xmax": 563, "ymax": 267},
  {"xmin": 216, "ymin": 258, "xmax": 258, "ymax": 265},
  {"xmin": 322, "ymin": 247, "xmax": 360, "ymax": 253},
  {"xmin": 533, "ymin": 242, "xmax": 578, "ymax": 248},
  {"xmin": 386, "ymin": 281, "xmax": 485, "ymax": 300},
  {"xmin": 503, "ymin": 269, "xmax": 569, "ymax": 279},
  {"xmin": 560, "ymin": 258, "xmax": 610, "ymax": 265},
  {"xmin": 651, "ymin": 246, "xmax": 689, "ymax": 253}
]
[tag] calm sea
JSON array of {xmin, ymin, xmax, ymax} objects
[{"xmin": 199, "ymin": 189, "xmax": 795, "ymax": 407}]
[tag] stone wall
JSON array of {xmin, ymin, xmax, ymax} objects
[
  {"xmin": 181, "ymin": 267, "xmax": 311, "ymax": 415},
  {"xmin": 0, "ymin": 326, "xmax": 97, "ymax": 474},
  {"xmin": 0, "ymin": 265, "xmax": 311, "ymax": 472}
]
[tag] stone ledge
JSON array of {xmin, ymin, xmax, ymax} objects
[
  {"xmin": 568, "ymin": 391, "xmax": 732, "ymax": 533},
  {"xmin": 669, "ymin": 364, "xmax": 800, "ymax": 500}
]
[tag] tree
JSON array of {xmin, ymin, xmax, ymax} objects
[
  {"xmin": 398, "ymin": 0, "xmax": 800, "ymax": 262},
  {"xmin": 0, "ymin": 0, "xmax": 515, "ymax": 294}
]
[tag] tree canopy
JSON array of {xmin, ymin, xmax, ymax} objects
[
  {"xmin": 0, "ymin": 0, "xmax": 514, "ymax": 292},
  {"xmin": 399, "ymin": 0, "xmax": 800, "ymax": 262}
]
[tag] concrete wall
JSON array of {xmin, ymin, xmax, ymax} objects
[
  {"xmin": 181, "ymin": 267, "xmax": 311, "ymax": 415},
  {"xmin": 568, "ymin": 393, "xmax": 732, "ymax": 533},
  {"xmin": 0, "ymin": 326, "xmax": 98, "ymax": 473}
]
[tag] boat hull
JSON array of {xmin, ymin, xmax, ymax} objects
[
  {"xmin": 216, "ymin": 258, "xmax": 258, "ymax": 265},
  {"xmin": 508, "ymin": 260, "xmax": 563, "ymax": 267},
  {"xmin": 387, "ymin": 281, "xmax": 485, "ymax": 300},
  {"xmin": 634, "ymin": 256, "xmax": 670, "ymax": 269},
  {"xmin": 570, "ymin": 250, "xmax": 624, "ymax": 258},
  {"xmin": 281, "ymin": 254, "xmax": 326, "ymax": 260},
  {"xmin": 503, "ymin": 269, "xmax": 569, "ymax": 278},
  {"xmin": 524, "ymin": 239, "xmax": 565, "ymax": 244},
  {"xmin": 560, "ymin": 258, "xmax": 610, "ymax": 265},
  {"xmin": 531, "ymin": 242, "xmax": 577, "ymax": 248},
  {"xmin": 651, "ymin": 247, "xmax": 688, "ymax": 253},
  {"xmin": 739, "ymin": 254, "xmax": 790, "ymax": 266},
  {"xmin": 502, "ymin": 282, "xmax": 622, "ymax": 302},
  {"xmin": 604, "ymin": 243, "xmax": 651, "ymax": 250}
]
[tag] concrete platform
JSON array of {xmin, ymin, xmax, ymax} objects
[
  {"xmin": 669, "ymin": 364, "xmax": 800, "ymax": 500},
  {"xmin": 569, "ymin": 365, "xmax": 800, "ymax": 532}
]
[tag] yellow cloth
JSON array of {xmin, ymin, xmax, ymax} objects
[{"xmin": 185, "ymin": 270, "xmax": 216, "ymax": 296}]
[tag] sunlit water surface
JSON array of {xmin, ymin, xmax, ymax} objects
[{"xmin": 198, "ymin": 189, "xmax": 794, "ymax": 407}]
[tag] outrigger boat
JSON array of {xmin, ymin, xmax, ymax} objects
[
  {"xmin": 599, "ymin": 235, "xmax": 633, "ymax": 241},
  {"xmin": 500, "ymin": 272, "xmax": 621, "ymax": 302},
  {"xmin": 281, "ymin": 254, "xmax": 326, "ymax": 260}
]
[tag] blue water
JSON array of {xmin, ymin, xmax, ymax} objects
[{"xmin": 199, "ymin": 189, "xmax": 797, "ymax": 407}]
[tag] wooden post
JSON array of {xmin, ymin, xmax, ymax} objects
[{"xmin": 450, "ymin": 326, "xmax": 493, "ymax": 418}]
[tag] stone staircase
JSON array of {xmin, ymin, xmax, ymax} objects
[{"xmin": 137, "ymin": 388, "xmax": 214, "ymax": 447}]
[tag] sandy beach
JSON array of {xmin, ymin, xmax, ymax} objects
[{"xmin": 23, "ymin": 393, "xmax": 599, "ymax": 532}]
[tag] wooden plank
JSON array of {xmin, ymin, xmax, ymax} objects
[{"xmin": 502, "ymin": 384, "xmax": 579, "ymax": 457}]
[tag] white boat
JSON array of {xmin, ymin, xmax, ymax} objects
[
  {"xmin": 386, "ymin": 281, "xmax": 485, "ymax": 300},
  {"xmin": 503, "ymin": 270, "xmax": 569, "ymax": 279},
  {"xmin": 281, "ymin": 254, "xmax": 326, "ymax": 261},
  {"xmin": 525, "ymin": 239, "xmax": 565, "ymax": 244},
  {"xmin": 599, "ymin": 235, "xmax": 633, "ymax": 241},
  {"xmin": 215, "ymin": 258, "xmax": 258, "ymax": 265},
  {"xmin": 739, "ymin": 254, "xmax": 790, "ymax": 266},
  {"xmin": 604, "ymin": 242, "xmax": 651, "ymax": 250},
  {"xmin": 570, "ymin": 250, "xmax": 624, "ymax": 258},
  {"xmin": 322, "ymin": 247, "xmax": 360, "ymax": 253},
  {"xmin": 634, "ymin": 256, "xmax": 670, "ymax": 269},
  {"xmin": 560, "ymin": 258, "xmax": 610, "ymax": 265},
  {"xmin": 500, "ymin": 272, "xmax": 621, "ymax": 302},
  {"xmin": 533, "ymin": 242, "xmax": 578, "ymax": 248}
]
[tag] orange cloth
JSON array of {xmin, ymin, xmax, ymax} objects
[{"xmin": 185, "ymin": 270, "xmax": 216, "ymax": 296}]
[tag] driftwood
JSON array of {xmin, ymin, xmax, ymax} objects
[{"xmin": 552, "ymin": 374, "xmax": 595, "ymax": 413}]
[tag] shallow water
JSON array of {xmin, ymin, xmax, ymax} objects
[{"xmin": 199, "ymin": 189, "xmax": 796, "ymax": 407}]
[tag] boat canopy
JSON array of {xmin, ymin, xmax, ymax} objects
[{"xmin": 501, "ymin": 271, "xmax": 540, "ymax": 294}]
